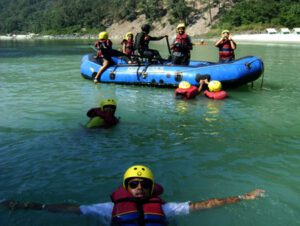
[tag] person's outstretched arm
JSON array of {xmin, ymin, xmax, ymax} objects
[
  {"xmin": 1, "ymin": 200, "xmax": 81, "ymax": 214},
  {"xmin": 189, "ymin": 189, "xmax": 265, "ymax": 211}
]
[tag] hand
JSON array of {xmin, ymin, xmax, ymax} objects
[{"xmin": 241, "ymin": 189, "xmax": 265, "ymax": 200}]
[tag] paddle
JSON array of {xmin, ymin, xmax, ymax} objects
[{"xmin": 165, "ymin": 36, "xmax": 171, "ymax": 55}]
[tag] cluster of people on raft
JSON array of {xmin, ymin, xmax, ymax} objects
[
  {"xmin": 2, "ymin": 165, "xmax": 265, "ymax": 225},
  {"xmin": 82, "ymin": 24, "xmax": 236, "ymax": 129},
  {"xmin": 93, "ymin": 23, "xmax": 237, "ymax": 84}
]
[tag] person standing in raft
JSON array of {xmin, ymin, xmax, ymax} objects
[
  {"xmin": 86, "ymin": 99, "xmax": 119, "ymax": 129},
  {"xmin": 121, "ymin": 32, "xmax": 135, "ymax": 59},
  {"xmin": 93, "ymin": 31, "xmax": 115, "ymax": 84},
  {"xmin": 134, "ymin": 24, "xmax": 167, "ymax": 63},
  {"xmin": 2, "ymin": 165, "xmax": 265, "ymax": 225},
  {"xmin": 170, "ymin": 23, "xmax": 193, "ymax": 65},
  {"xmin": 215, "ymin": 30, "xmax": 237, "ymax": 63}
]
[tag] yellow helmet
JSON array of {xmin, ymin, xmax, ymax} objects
[
  {"xmin": 98, "ymin": 31, "xmax": 108, "ymax": 40},
  {"xmin": 177, "ymin": 23, "xmax": 186, "ymax": 30},
  {"xmin": 125, "ymin": 32, "xmax": 133, "ymax": 40},
  {"xmin": 100, "ymin": 99, "xmax": 117, "ymax": 110},
  {"xmin": 178, "ymin": 81, "xmax": 191, "ymax": 89},
  {"xmin": 123, "ymin": 165, "xmax": 154, "ymax": 189},
  {"xmin": 221, "ymin": 30, "xmax": 230, "ymax": 35},
  {"xmin": 208, "ymin": 80, "xmax": 222, "ymax": 92}
]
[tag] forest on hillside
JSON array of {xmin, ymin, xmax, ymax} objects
[{"xmin": 0, "ymin": 0, "xmax": 299, "ymax": 34}]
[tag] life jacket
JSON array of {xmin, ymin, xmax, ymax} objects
[
  {"xmin": 122, "ymin": 39, "xmax": 134, "ymax": 56},
  {"xmin": 86, "ymin": 108, "xmax": 119, "ymax": 128},
  {"xmin": 95, "ymin": 39, "xmax": 113, "ymax": 58},
  {"xmin": 218, "ymin": 39, "xmax": 235, "ymax": 60},
  {"xmin": 175, "ymin": 85, "xmax": 198, "ymax": 99},
  {"xmin": 134, "ymin": 32, "xmax": 148, "ymax": 54},
  {"xmin": 204, "ymin": 90, "xmax": 228, "ymax": 100},
  {"xmin": 111, "ymin": 184, "xmax": 167, "ymax": 226},
  {"xmin": 172, "ymin": 33, "xmax": 192, "ymax": 53}
]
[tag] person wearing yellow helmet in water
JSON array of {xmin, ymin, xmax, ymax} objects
[
  {"xmin": 86, "ymin": 98, "xmax": 119, "ymax": 128},
  {"xmin": 170, "ymin": 23, "xmax": 193, "ymax": 65},
  {"xmin": 215, "ymin": 30, "xmax": 237, "ymax": 63},
  {"xmin": 2, "ymin": 165, "xmax": 265, "ymax": 225},
  {"xmin": 198, "ymin": 79, "xmax": 222, "ymax": 93},
  {"xmin": 198, "ymin": 79, "xmax": 228, "ymax": 99}
]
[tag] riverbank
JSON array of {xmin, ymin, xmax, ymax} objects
[{"xmin": 2, "ymin": 32, "xmax": 300, "ymax": 45}]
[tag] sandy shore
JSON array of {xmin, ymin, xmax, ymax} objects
[{"xmin": 232, "ymin": 34, "xmax": 300, "ymax": 43}]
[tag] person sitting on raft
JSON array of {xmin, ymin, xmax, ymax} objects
[
  {"xmin": 2, "ymin": 165, "xmax": 265, "ymax": 225},
  {"xmin": 86, "ymin": 99, "xmax": 119, "ymax": 129},
  {"xmin": 93, "ymin": 31, "xmax": 115, "ymax": 84},
  {"xmin": 121, "ymin": 32, "xmax": 135, "ymax": 58},
  {"xmin": 134, "ymin": 24, "xmax": 167, "ymax": 63}
]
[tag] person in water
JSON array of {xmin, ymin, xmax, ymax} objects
[
  {"xmin": 198, "ymin": 79, "xmax": 228, "ymax": 99},
  {"xmin": 121, "ymin": 32, "xmax": 135, "ymax": 58},
  {"xmin": 215, "ymin": 30, "xmax": 237, "ymax": 63},
  {"xmin": 2, "ymin": 165, "xmax": 265, "ymax": 225},
  {"xmin": 134, "ymin": 24, "xmax": 167, "ymax": 63},
  {"xmin": 93, "ymin": 31, "xmax": 115, "ymax": 84},
  {"xmin": 170, "ymin": 23, "xmax": 193, "ymax": 65},
  {"xmin": 86, "ymin": 98, "xmax": 119, "ymax": 129}
]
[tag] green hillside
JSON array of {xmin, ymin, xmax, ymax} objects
[{"xmin": 0, "ymin": 0, "xmax": 299, "ymax": 35}]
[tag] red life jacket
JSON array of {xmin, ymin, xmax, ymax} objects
[
  {"xmin": 204, "ymin": 90, "xmax": 228, "ymax": 100},
  {"xmin": 111, "ymin": 184, "xmax": 167, "ymax": 226},
  {"xmin": 175, "ymin": 86, "xmax": 198, "ymax": 99},
  {"xmin": 172, "ymin": 33, "xmax": 192, "ymax": 53},
  {"xmin": 94, "ymin": 39, "xmax": 113, "ymax": 58},
  {"xmin": 122, "ymin": 39, "xmax": 134, "ymax": 56},
  {"xmin": 86, "ymin": 107, "xmax": 119, "ymax": 128},
  {"xmin": 218, "ymin": 39, "xmax": 235, "ymax": 60}
]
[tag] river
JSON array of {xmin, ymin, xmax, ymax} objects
[{"xmin": 0, "ymin": 39, "xmax": 299, "ymax": 226}]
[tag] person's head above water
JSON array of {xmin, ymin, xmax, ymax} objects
[
  {"xmin": 100, "ymin": 99, "xmax": 117, "ymax": 113},
  {"xmin": 123, "ymin": 165, "xmax": 154, "ymax": 199}
]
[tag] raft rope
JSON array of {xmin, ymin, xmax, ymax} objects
[{"xmin": 245, "ymin": 58, "xmax": 264, "ymax": 89}]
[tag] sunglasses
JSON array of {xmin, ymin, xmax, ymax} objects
[
  {"xmin": 128, "ymin": 180, "xmax": 152, "ymax": 189},
  {"xmin": 103, "ymin": 105, "xmax": 116, "ymax": 110}
]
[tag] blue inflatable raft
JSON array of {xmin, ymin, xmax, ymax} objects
[{"xmin": 80, "ymin": 54, "xmax": 264, "ymax": 89}]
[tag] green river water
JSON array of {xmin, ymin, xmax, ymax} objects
[{"xmin": 0, "ymin": 39, "xmax": 299, "ymax": 226}]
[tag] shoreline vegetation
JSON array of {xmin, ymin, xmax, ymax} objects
[{"xmin": 1, "ymin": 0, "xmax": 298, "ymax": 43}]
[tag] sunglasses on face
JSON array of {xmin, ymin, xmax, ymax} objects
[
  {"xmin": 103, "ymin": 105, "xmax": 116, "ymax": 111},
  {"xmin": 128, "ymin": 180, "xmax": 152, "ymax": 189}
]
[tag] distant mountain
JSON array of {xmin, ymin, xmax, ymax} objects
[{"xmin": 0, "ymin": 0, "xmax": 299, "ymax": 35}]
